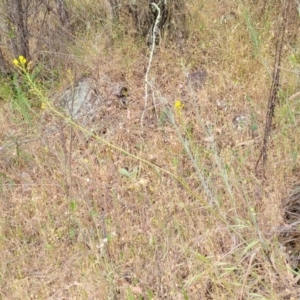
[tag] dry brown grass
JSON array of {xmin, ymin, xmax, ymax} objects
[{"xmin": 1, "ymin": 1, "xmax": 300, "ymax": 299}]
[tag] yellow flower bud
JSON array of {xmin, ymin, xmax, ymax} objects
[{"xmin": 19, "ymin": 56, "xmax": 27, "ymax": 66}]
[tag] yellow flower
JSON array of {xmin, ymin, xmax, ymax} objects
[
  {"xmin": 13, "ymin": 59, "xmax": 19, "ymax": 66},
  {"xmin": 13, "ymin": 56, "xmax": 27, "ymax": 70},
  {"xmin": 174, "ymin": 100, "xmax": 184, "ymax": 111},
  {"xmin": 19, "ymin": 56, "xmax": 27, "ymax": 66}
]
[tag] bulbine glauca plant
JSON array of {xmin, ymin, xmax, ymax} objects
[
  {"xmin": 12, "ymin": 55, "xmax": 48, "ymax": 111},
  {"xmin": 174, "ymin": 99, "xmax": 184, "ymax": 114},
  {"xmin": 174, "ymin": 99, "xmax": 185, "ymax": 124}
]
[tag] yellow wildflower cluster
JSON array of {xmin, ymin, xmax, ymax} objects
[
  {"xmin": 174, "ymin": 100, "xmax": 184, "ymax": 113},
  {"xmin": 13, "ymin": 55, "xmax": 27, "ymax": 68}
]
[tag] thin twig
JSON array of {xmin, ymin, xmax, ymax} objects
[{"xmin": 141, "ymin": 2, "xmax": 161, "ymax": 129}]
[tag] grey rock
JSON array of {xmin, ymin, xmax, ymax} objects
[{"xmin": 60, "ymin": 77, "xmax": 104, "ymax": 125}]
